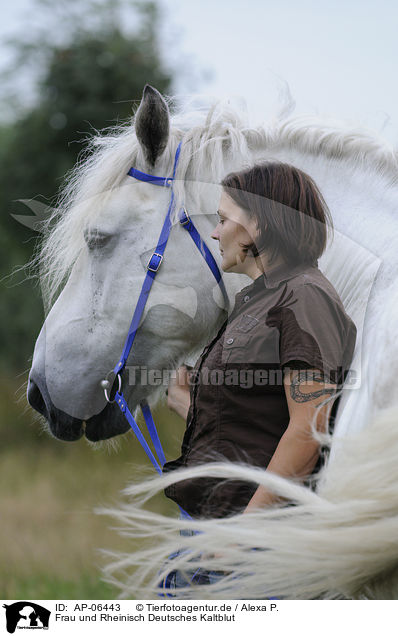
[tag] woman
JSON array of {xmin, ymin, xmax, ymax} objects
[{"xmin": 164, "ymin": 162, "xmax": 357, "ymax": 523}]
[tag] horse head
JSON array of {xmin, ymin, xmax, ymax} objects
[{"xmin": 27, "ymin": 85, "xmax": 242, "ymax": 442}]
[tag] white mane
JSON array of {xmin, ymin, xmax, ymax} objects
[{"xmin": 37, "ymin": 96, "xmax": 398, "ymax": 309}]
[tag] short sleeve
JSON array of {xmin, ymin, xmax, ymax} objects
[{"xmin": 276, "ymin": 283, "xmax": 351, "ymax": 382}]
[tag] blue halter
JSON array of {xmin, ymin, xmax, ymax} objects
[{"xmin": 101, "ymin": 142, "xmax": 228, "ymax": 519}]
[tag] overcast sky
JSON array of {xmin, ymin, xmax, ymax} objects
[{"xmin": 1, "ymin": 0, "xmax": 398, "ymax": 145}]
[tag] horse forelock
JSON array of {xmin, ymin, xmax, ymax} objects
[{"xmin": 36, "ymin": 95, "xmax": 398, "ymax": 311}]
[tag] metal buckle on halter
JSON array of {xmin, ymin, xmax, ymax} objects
[
  {"xmin": 147, "ymin": 252, "xmax": 163, "ymax": 272},
  {"xmin": 179, "ymin": 207, "xmax": 190, "ymax": 226},
  {"xmin": 101, "ymin": 371, "xmax": 122, "ymax": 403}
]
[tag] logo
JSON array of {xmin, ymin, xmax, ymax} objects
[{"xmin": 2, "ymin": 603, "xmax": 51, "ymax": 633}]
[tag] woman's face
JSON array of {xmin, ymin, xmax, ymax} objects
[{"xmin": 211, "ymin": 191, "xmax": 259, "ymax": 275}]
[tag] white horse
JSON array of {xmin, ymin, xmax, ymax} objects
[{"xmin": 28, "ymin": 86, "xmax": 398, "ymax": 599}]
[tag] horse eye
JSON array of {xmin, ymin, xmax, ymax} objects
[{"xmin": 84, "ymin": 230, "xmax": 112, "ymax": 250}]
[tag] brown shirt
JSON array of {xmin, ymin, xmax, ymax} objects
[{"xmin": 164, "ymin": 261, "xmax": 357, "ymax": 519}]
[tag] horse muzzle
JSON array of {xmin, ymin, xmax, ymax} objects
[
  {"xmin": 27, "ymin": 377, "xmax": 84, "ymax": 441},
  {"xmin": 27, "ymin": 376, "xmax": 132, "ymax": 442}
]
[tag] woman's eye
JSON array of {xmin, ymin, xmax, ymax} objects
[{"xmin": 84, "ymin": 230, "xmax": 112, "ymax": 250}]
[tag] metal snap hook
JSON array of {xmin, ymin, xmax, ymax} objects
[{"xmin": 101, "ymin": 371, "xmax": 122, "ymax": 403}]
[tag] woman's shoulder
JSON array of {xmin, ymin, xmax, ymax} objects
[
  {"xmin": 288, "ymin": 266, "xmax": 345, "ymax": 309},
  {"xmin": 286, "ymin": 267, "xmax": 357, "ymax": 338}
]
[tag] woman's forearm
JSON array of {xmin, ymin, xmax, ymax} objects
[{"xmin": 244, "ymin": 420, "xmax": 320, "ymax": 512}]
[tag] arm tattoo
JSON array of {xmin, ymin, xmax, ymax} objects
[{"xmin": 289, "ymin": 369, "xmax": 336, "ymax": 403}]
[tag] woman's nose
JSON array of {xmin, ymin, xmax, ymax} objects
[{"xmin": 211, "ymin": 227, "xmax": 220, "ymax": 241}]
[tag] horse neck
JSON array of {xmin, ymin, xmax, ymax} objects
[
  {"xmin": 248, "ymin": 146, "xmax": 398, "ymax": 274},
  {"xmin": 250, "ymin": 146, "xmax": 398, "ymax": 438}
]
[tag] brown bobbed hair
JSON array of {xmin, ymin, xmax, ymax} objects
[{"xmin": 221, "ymin": 162, "xmax": 333, "ymax": 266}]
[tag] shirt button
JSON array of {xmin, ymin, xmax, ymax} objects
[
  {"xmin": 226, "ymin": 337, "xmax": 234, "ymax": 344},
  {"xmin": 243, "ymin": 295, "xmax": 250, "ymax": 302}
]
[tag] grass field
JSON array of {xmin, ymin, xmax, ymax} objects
[{"xmin": 0, "ymin": 376, "xmax": 185, "ymax": 599}]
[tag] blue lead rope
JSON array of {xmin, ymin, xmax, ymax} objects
[
  {"xmin": 114, "ymin": 392, "xmax": 162, "ymax": 473},
  {"xmin": 140, "ymin": 399, "xmax": 167, "ymax": 468}
]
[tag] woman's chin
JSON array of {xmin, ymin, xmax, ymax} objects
[
  {"xmin": 220, "ymin": 257, "xmax": 244, "ymax": 274},
  {"xmin": 221, "ymin": 258, "xmax": 240, "ymax": 273}
]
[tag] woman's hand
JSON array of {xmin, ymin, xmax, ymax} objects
[
  {"xmin": 166, "ymin": 365, "xmax": 192, "ymax": 420},
  {"xmin": 200, "ymin": 547, "xmax": 236, "ymax": 574}
]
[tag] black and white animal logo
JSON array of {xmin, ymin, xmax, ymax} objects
[{"xmin": 2, "ymin": 602, "xmax": 51, "ymax": 633}]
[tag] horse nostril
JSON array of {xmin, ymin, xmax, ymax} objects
[
  {"xmin": 27, "ymin": 379, "xmax": 47, "ymax": 416},
  {"xmin": 27, "ymin": 377, "xmax": 84, "ymax": 440}
]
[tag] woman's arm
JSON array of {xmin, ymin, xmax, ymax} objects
[
  {"xmin": 166, "ymin": 365, "xmax": 192, "ymax": 421},
  {"xmin": 244, "ymin": 368, "xmax": 337, "ymax": 512}
]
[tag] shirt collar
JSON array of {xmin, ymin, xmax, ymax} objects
[{"xmin": 249, "ymin": 260, "xmax": 319, "ymax": 293}]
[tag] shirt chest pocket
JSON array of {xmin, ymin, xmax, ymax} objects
[
  {"xmin": 222, "ymin": 328, "xmax": 281, "ymax": 365},
  {"xmin": 221, "ymin": 333, "xmax": 254, "ymax": 364}
]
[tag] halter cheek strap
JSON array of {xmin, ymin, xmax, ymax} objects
[{"xmin": 112, "ymin": 145, "xmax": 182, "ymax": 375}]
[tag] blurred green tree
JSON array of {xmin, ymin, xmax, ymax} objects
[{"xmin": 0, "ymin": 0, "xmax": 174, "ymax": 373}]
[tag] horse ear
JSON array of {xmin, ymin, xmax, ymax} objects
[{"xmin": 135, "ymin": 85, "xmax": 170, "ymax": 166}]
